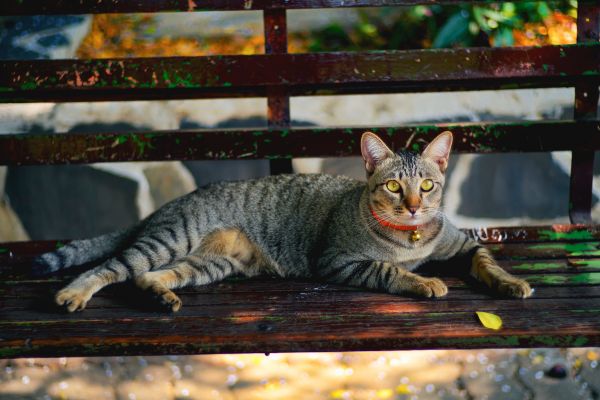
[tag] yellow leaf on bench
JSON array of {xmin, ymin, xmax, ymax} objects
[{"xmin": 476, "ymin": 311, "xmax": 503, "ymax": 330}]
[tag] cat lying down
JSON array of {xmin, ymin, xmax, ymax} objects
[{"xmin": 34, "ymin": 131, "xmax": 532, "ymax": 312}]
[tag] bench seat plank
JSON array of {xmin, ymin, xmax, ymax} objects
[
  {"xmin": 1, "ymin": 301, "xmax": 598, "ymax": 358},
  {"xmin": 1, "ymin": 120, "xmax": 599, "ymax": 166},
  {"xmin": 1, "ymin": 225, "xmax": 599, "ymax": 358},
  {"xmin": 2, "ymin": 44, "xmax": 598, "ymax": 103}
]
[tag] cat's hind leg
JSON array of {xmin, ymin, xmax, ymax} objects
[
  {"xmin": 56, "ymin": 234, "xmax": 183, "ymax": 312},
  {"xmin": 136, "ymin": 254, "xmax": 244, "ymax": 312},
  {"xmin": 136, "ymin": 227, "xmax": 266, "ymax": 312}
]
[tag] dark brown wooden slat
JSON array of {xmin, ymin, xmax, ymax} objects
[
  {"xmin": 3, "ymin": 275, "xmax": 600, "ymax": 310},
  {"xmin": 0, "ymin": 0, "xmax": 542, "ymax": 15},
  {"xmin": 1, "ymin": 121, "xmax": 600, "ymax": 166},
  {"xmin": 4, "ymin": 281, "xmax": 600, "ymax": 309},
  {"xmin": 502, "ymin": 258, "xmax": 600, "ymax": 274},
  {"xmin": 5, "ymin": 255, "xmax": 600, "ymax": 281},
  {"xmin": 489, "ymin": 242, "xmax": 600, "ymax": 260},
  {"xmin": 5, "ymin": 283, "xmax": 600, "ymax": 310},
  {"xmin": 569, "ymin": 3, "xmax": 599, "ymax": 224},
  {"xmin": 4, "ymin": 299, "xmax": 599, "ymax": 332},
  {"xmin": 0, "ymin": 225, "xmax": 597, "ymax": 256},
  {"xmin": 4, "ymin": 294, "xmax": 599, "ymax": 323},
  {"xmin": 3, "ymin": 273, "xmax": 600, "ymax": 307},
  {"xmin": 3, "ymin": 255, "xmax": 600, "ymax": 301},
  {"xmin": 6, "ymin": 251, "xmax": 600, "ymax": 283},
  {"xmin": 2, "ymin": 308, "xmax": 598, "ymax": 358},
  {"xmin": 2, "ymin": 45, "xmax": 598, "ymax": 103},
  {"xmin": 264, "ymin": 8, "xmax": 294, "ymax": 175},
  {"xmin": 2, "ymin": 225, "xmax": 600, "ymax": 269},
  {"xmin": 4, "ymin": 269, "xmax": 599, "ymax": 299}
]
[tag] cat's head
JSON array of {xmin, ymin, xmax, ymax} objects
[{"xmin": 360, "ymin": 131, "xmax": 453, "ymax": 226}]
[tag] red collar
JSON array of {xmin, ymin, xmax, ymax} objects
[{"xmin": 369, "ymin": 206, "xmax": 421, "ymax": 231}]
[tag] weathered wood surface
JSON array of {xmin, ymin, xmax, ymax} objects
[
  {"xmin": 1, "ymin": 120, "xmax": 599, "ymax": 166},
  {"xmin": 1, "ymin": 225, "xmax": 600, "ymax": 358},
  {"xmin": 568, "ymin": 2, "xmax": 599, "ymax": 224},
  {"xmin": 0, "ymin": 0, "xmax": 570, "ymax": 15},
  {"xmin": 1, "ymin": 44, "xmax": 599, "ymax": 103}
]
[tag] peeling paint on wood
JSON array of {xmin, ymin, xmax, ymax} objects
[
  {"xmin": 1, "ymin": 44, "xmax": 598, "ymax": 103},
  {"xmin": 0, "ymin": 121, "xmax": 599, "ymax": 166},
  {"xmin": 525, "ymin": 273, "xmax": 600, "ymax": 285}
]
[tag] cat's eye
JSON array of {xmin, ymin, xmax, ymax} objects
[
  {"xmin": 385, "ymin": 180, "xmax": 401, "ymax": 193},
  {"xmin": 420, "ymin": 179, "xmax": 434, "ymax": 192}
]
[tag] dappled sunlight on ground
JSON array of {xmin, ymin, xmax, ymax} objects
[{"xmin": 1, "ymin": 349, "xmax": 599, "ymax": 399}]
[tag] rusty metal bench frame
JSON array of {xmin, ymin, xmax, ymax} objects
[{"xmin": 0, "ymin": 0, "xmax": 599, "ymax": 358}]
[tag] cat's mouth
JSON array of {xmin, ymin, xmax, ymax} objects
[
  {"xmin": 393, "ymin": 207, "xmax": 421, "ymax": 218},
  {"xmin": 371, "ymin": 207, "xmax": 423, "ymax": 225},
  {"xmin": 399, "ymin": 214, "xmax": 424, "ymax": 224},
  {"xmin": 392, "ymin": 208, "xmax": 433, "ymax": 225}
]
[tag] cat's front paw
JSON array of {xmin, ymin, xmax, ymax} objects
[
  {"xmin": 414, "ymin": 277, "xmax": 448, "ymax": 298},
  {"xmin": 497, "ymin": 277, "xmax": 533, "ymax": 299},
  {"xmin": 56, "ymin": 287, "xmax": 92, "ymax": 312},
  {"xmin": 157, "ymin": 290, "xmax": 182, "ymax": 312}
]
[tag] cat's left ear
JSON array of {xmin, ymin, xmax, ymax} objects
[{"xmin": 422, "ymin": 131, "xmax": 453, "ymax": 173}]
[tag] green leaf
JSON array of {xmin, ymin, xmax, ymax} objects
[
  {"xmin": 432, "ymin": 12, "xmax": 470, "ymax": 48},
  {"xmin": 493, "ymin": 27, "xmax": 514, "ymax": 47},
  {"xmin": 537, "ymin": 2, "xmax": 551, "ymax": 18},
  {"xmin": 476, "ymin": 311, "xmax": 503, "ymax": 330},
  {"xmin": 473, "ymin": 7, "xmax": 491, "ymax": 33},
  {"xmin": 480, "ymin": 8, "xmax": 509, "ymax": 23},
  {"xmin": 501, "ymin": 2, "xmax": 516, "ymax": 18}
]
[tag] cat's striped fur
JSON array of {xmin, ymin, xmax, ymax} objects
[{"xmin": 35, "ymin": 131, "xmax": 532, "ymax": 312}]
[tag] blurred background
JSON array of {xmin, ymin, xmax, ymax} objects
[{"xmin": 1, "ymin": 1, "xmax": 599, "ymax": 399}]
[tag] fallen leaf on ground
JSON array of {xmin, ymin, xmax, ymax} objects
[
  {"xmin": 476, "ymin": 311, "xmax": 503, "ymax": 330},
  {"xmin": 396, "ymin": 384, "xmax": 411, "ymax": 394},
  {"xmin": 376, "ymin": 388, "xmax": 393, "ymax": 398}
]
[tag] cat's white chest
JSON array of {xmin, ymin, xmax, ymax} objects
[{"xmin": 389, "ymin": 236, "xmax": 439, "ymax": 270}]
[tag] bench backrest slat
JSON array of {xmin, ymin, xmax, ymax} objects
[
  {"xmin": 0, "ymin": 0, "xmax": 528, "ymax": 15},
  {"xmin": 1, "ymin": 121, "xmax": 599, "ymax": 166},
  {"xmin": 2, "ymin": 45, "xmax": 598, "ymax": 103}
]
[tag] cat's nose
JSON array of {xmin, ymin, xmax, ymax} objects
[{"xmin": 405, "ymin": 195, "xmax": 420, "ymax": 215}]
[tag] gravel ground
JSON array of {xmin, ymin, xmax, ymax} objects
[{"xmin": 1, "ymin": 348, "xmax": 599, "ymax": 399}]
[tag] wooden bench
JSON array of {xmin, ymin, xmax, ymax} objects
[{"xmin": 1, "ymin": 0, "xmax": 599, "ymax": 358}]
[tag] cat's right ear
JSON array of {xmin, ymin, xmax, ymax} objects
[{"xmin": 361, "ymin": 132, "xmax": 394, "ymax": 174}]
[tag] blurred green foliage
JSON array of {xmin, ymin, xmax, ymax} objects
[{"xmin": 305, "ymin": 1, "xmax": 577, "ymax": 51}]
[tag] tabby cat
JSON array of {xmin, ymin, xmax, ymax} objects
[{"xmin": 34, "ymin": 131, "xmax": 532, "ymax": 312}]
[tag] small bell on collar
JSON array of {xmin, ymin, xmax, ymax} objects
[{"xmin": 410, "ymin": 230, "xmax": 421, "ymax": 242}]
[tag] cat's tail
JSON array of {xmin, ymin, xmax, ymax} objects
[{"xmin": 32, "ymin": 226, "xmax": 138, "ymax": 276}]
